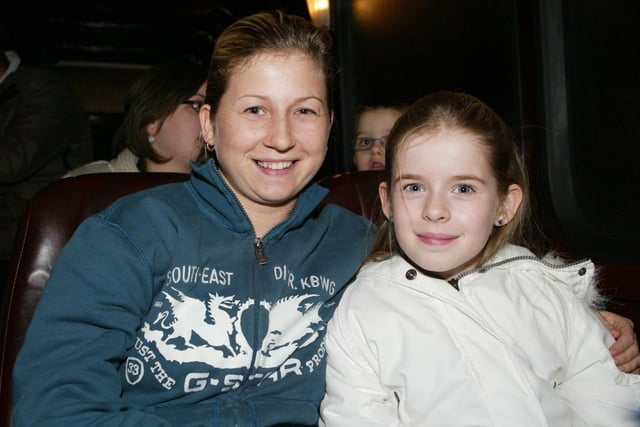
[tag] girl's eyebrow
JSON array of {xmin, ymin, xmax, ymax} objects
[
  {"xmin": 452, "ymin": 174, "xmax": 486, "ymax": 183},
  {"xmin": 397, "ymin": 173, "xmax": 422, "ymax": 181},
  {"xmin": 395, "ymin": 173, "xmax": 487, "ymax": 184},
  {"xmin": 394, "ymin": 174, "xmax": 423, "ymax": 186}
]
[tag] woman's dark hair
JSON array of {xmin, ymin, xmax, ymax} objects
[{"xmin": 112, "ymin": 62, "xmax": 206, "ymax": 171}]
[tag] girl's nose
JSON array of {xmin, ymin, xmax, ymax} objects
[{"xmin": 422, "ymin": 193, "xmax": 450, "ymax": 222}]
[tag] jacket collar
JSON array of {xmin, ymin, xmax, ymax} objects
[{"xmin": 188, "ymin": 160, "xmax": 328, "ymax": 238}]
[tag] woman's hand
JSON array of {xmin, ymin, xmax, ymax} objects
[{"xmin": 596, "ymin": 310, "xmax": 640, "ymax": 374}]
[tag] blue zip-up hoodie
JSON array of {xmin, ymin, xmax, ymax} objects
[{"xmin": 13, "ymin": 161, "xmax": 375, "ymax": 426}]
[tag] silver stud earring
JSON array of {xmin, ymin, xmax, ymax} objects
[{"xmin": 148, "ymin": 135, "xmax": 155, "ymax": 144}]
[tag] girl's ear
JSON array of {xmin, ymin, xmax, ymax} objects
[
  {"xmin": 379, "ymin": 181, "xmax": 393, "ymax": 221},
  {"xmin": 199, "ymin": 104, "xmax": 214, "ymax": 144},
  {"xmin": 497, "ymin": 184, "xmax": 523, "ymax": 224}
]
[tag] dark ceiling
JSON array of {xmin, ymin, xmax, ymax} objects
[{"xmin": 1, "ymin": 0, "xmax": 311, "ymax": 66}]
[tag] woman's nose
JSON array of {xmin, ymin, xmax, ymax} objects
[{"xmin": 266, "ymin": 114, "xmax": 295, "ymax": 151}]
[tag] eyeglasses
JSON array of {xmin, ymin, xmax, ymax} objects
[
  {"xmin": 353, "ymin": 135, "xmax": 388, "ymax": 151},
  {"xmin": 182, "ymin": 100, "xmax": 203, "ymax": 112}
]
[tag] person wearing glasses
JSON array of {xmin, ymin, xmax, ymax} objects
[
  {"xmin": 352, "ymin": 103, "xmax": 408, "ymax": 171},
  {"xmin": 65, "ymin": 61, "xmax": 207, "ymax": 177}
]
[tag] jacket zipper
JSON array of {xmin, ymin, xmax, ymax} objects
[
  {"xmin": 254, "ymin": 238, "xmax": 268, "ymax": 265},
  {"xmin": 251, "ymin": 204, "xmax": 299, "ymax": 266},
  {"xmin": 448, "ymin": 255, "xmax": 589, "ymax": 292},
  {"xmin": 211, "ymin": 166, "xmax": 274, "ymax": 266},
  {"xmin": 211, "ymin": 166, "xmax": 303, "ymax": 268}
]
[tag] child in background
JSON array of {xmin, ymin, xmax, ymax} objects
[
  {"xmin": 352, "ymin": 104, "xmax": 406, "ymax": 171},
  {"xmin": 321, "ymin": 91, "xmax": 640, "ymax": 426}
]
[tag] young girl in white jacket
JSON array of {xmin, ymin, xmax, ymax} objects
[{"xmin": 320, "ymin": 91, "xmax": 640, "ymax": 426}]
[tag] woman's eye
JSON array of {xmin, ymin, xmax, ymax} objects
[
  {"xmin": 298, "ymin": 107, "xmax": 317, "ymax": 115},
  {"xmin": 245, "ymin": 106, "xmax": 263, "ymax": 115},
  {"xmin": 295, "ymin": 107, "xmax": 322, "ymax": 122}
]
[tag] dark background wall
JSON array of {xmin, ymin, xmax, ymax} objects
[
  {"xmin": 333, "ymin": 0, "xmax": 639, "ymax": 262},
  {"xmin": 537, "ymin": 0, "xmax": 640, "ymax": 261}
]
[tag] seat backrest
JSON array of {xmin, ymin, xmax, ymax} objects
[
  {"xmin": 0, "ymin": 172, "xmax": 189, "ymax": 426},
  {"xmin": 317, "ymin": 170, "xmax": 383, "ymax": 222},
  {"xmin": 0, "ymin": 169, "xmax": 382, "ymax": 427}
]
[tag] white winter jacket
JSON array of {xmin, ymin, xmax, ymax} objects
[{"xmin": 320, "ymin": 244, "xmax": 640, "ymax": 426}]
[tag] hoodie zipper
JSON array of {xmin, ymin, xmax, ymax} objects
[
  {"xmin": 254, "ymin": 238, "xmax": 268, "ymax": 265},
  {"xmin": 251, "ymin": 203, "xmax": 300, "ymax": 266},
  {"xmin": 210, "ymin": 166, "xmax": 284, "ymax": 267}
]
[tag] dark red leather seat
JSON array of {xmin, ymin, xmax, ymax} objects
[
  {"xmin": 0, "ymin": 170, "xmax": 383, "ymax": 426},
  {"xmin": 317, "ymin": 169, "xmax": 383, "ymax": 221},
  {"xmin": 0, "ymin": 172, "xmax": 189, "ymax": 426}
]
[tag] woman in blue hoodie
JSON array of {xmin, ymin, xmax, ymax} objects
[
  {"xmin": 13, "ymin": 11, "xmax": 374, "ymax": 426},
  {"xmin": 12, "ymin": 10, "xmax": 638, "ymax": 427}
]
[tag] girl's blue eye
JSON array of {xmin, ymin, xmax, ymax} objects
[
  {"xmin": 456, "ymin": 184, "xmax": 474, "ymax": 194},
  {"xmin": 403, "ymin": 183, "xmax": 423, "ymax": 192}
]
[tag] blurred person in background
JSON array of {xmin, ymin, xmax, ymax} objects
[
  {"xmin": 65, "ymin": 62, "xmax": 207, "ymax": 177},
  {"xmin": 0, "ymin": 44, "xmax": 93, "ymax": 294}
]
